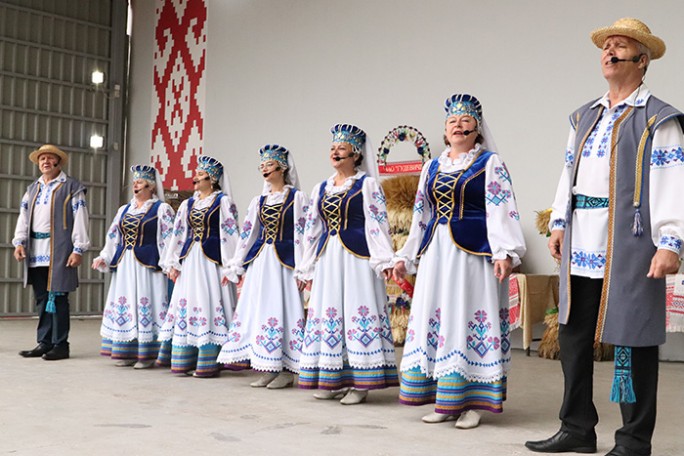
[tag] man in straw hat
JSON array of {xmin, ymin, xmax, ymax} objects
[
  {"xmin": 525, "ymin": 18, "xmax": 684, "ymax": 456},
  {"xmin": 12, "ymin": 144, "xmax": 90, "ymax": 361}
]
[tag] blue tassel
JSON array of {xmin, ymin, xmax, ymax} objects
[
  {"xmin": 632, "ymin": 208, "xmax": 643, "ymax": 237},
  {"xmin": 610, "ymin": 346, "xmax": 637, "ymax": 404},
  {"xmin": 46, "ymin": 292, "xmax": 57, "ymax": 314},
  {"xmin": 45, "ymin": 291, "xmax": 65, "ymax": 314}
]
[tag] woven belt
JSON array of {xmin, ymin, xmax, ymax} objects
[
  {"xmin": 30, "ymin": 231, "xmax": 51, "ymax": 239},
  {"xmin": 572, "ymin": 194, "xmax": 609, "ymax": 209}
]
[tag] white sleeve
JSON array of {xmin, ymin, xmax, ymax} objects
[
  {"xmin": 294, "ymin": 184, "xmax": 323, "ymax": 281},
  {"xmin": 70, "ymin": 189, "xmax": 90, "ymax": 254},
  {"xmin": 484, "ymin": 154, "xmax": 527, "ymax": 266},
  {"xmin": 160, "ymin": 200, "xmax": 189, "ymax": 273},
  {"xmin": 12, "ymin": 191, "xmax": 31, "ymax": 247},
  {"xmin": 157, "ymin": 202, "xmax": 176, "ymax": 257},
  {"xmin": 362, "ymin": 177, "xmax": 395, "ymax": 275},
  {"xmin": 95, "ymin": 205, "xmax": 126, "ymax": 271},
  {"xmin": 649, "ymin": 118, "xmax": 684, "ymax": 257},
  {"xmin": 225, "ymin": 196, "xmax": 260, "ymax": 283},
  {"xmin": 548, "ymin": 127, "xmax": 576, "ymax": 232},
  {"xmin": 219, "ymin": 194, "xmax": 241, "ymax": 276},
  {"xmin": 293, "ymin": 190, "xmax": 309, "ymax": 271},
  {"xmin": 394, "ymin": 161, "xmax": 433, "ymax": 274}
]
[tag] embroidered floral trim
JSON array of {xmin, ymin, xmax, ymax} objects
[{"xmin": 658, "ymin": 235, "xmax": 683, "ymax": 253}]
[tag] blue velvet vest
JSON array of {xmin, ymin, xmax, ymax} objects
[
  {"xmin": 110, "ymin": 200, "xmax": 162, "ymax": 271},
  {"xmin": 315, "ymin": 176, "xmax": 370, "ymax": 259},
  {"xmin": 418, "ymin": 152, "xmax": 493, "ymax": 258},
  {"xmin": 244, "ymin": 189, "xmax": 297, "ymax": 270},
  {"xmin": 180, "ymin": 193, "xmax": 223, "ymax": 264}
]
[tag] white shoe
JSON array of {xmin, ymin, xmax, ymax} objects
[
  {"xmin": 313, "ymin": 387, "xmax": 350, "ymax": 400},
  {"xmin": 133, "ymin": 360, "xmax": 155, "ymax": 369},
  {"xmin": 266, "ymin": 372, "xmax": 294, "ymax": 389},
  {"xmin": 250, "ymin": 372, "xmax": 278, "ymax": 388},
  {"xmin": 114, "ymin": 359, "xmax": 136, "ymax": 367},
  {"xmin": 455, "ymin": 410, "xmax": 481, "ymax": 429},
  {"xmin": 340, "ymin": 389, "xmax": 368, "ymax": 405},
  {"xmin": 421, "ymin": 412, "xmax": 459, "ymax": 423}
]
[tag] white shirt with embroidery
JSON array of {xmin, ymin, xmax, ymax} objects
[
  {"xmin": 160, "ymin": 191, "xmax": 240, "ymax": 276},
  {"xmin": 550, "ymin": 85, "xmax": 684, "ymax": 278},
  {"xmin": 395, "ymin": 144, "xmax": 526, "ymax": 274},
  {"xmin": 225, "ymin": 185, "xmax": 309, "ymax": 283},
  {"xmin": 13, "ymin": 171, "xmax": 90, "ymax": 267},
  {"xmin": 94, "ymin": 196, "xmax": 176, "ymax": 271},
  {"xmin": 296, "ymin": 171, "xmax": 394, "ymax": 280}
]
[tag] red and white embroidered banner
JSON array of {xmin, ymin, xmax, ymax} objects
[{"xmin": 150, "ymin": 0, "xmax": 207, "ymax": 190}]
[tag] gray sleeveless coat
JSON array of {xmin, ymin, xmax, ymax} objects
[{"xmin": 559, "ymin": 95, "xmax": 684, "ymax": 347}]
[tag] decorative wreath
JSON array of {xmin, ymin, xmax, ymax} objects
[{"xmin": 377, "ymin": 125, "xmax": 431, "ymax": 164}]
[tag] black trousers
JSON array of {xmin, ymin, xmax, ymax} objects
[
  {"xmin": 28, "ymin": 267, "xmax": 70, "ymax": 347},
  {"xmin": 559, "ymin": 275, "xmax": 658, "ymax": 454}
]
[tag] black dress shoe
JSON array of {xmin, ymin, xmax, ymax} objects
[
  {"xmin": 525, "ymin": 430, "xmax": 597, "ymax": 453},
  {"xmin": 42, "ymin": 345, "xmax": 70, "ymax": 361},
  {"xmin": 19, "ymin": 343, "xmax": 52, "ymax": 358},
  {"xmin": 605, "ymin": 445, "xmax": 650, "ymax": 456}
]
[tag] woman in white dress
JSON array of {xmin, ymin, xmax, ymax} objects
[
  {"xmin": 297, "ymin": 124, "xmax": 397, "ymax": 405},
  {"xmin": 157, "ymin": 155, "xmax": 240, "ymax": 378},
  {"xmin": 217, "ymin": 144, "xmax": 308, "ymax": 389},
  {"xmin": 393, "ymin": 94, "xmax": 526, "ymax": 428},
  {"xmin": 93, "ymin": 165, "xmax": 175, "ymax": 369}
]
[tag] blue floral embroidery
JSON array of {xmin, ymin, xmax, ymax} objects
[
  {"xmin": 552, "ymin": 219, "xmax": 566, "ymax": 229},
  {"xmin": 571, "ymin": 249, "xmax": 606, "ymax": 271},
  {"xmin": 659, "ymin": 235, "xmax": 683, "ymax": 252},
  {"xmin": 651, "ymin": 146, "xmax": 684, "ymax": 168},
  {"xmin": 346, "ymin": 306, "xmax": 380, "ymax": 347},
  {"xmin": 565, "ymin": 148, "xmax": 575, "ymax": 167}
]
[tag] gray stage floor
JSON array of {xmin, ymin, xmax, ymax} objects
[{"xmin": 1, "ymin": 318, "xmax": 681, "ymax": 455}]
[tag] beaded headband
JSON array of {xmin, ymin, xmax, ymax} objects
[
  {"xmin": 259, "ymin": 144, "xmax": 289, "ymax": 170},
  {"xmin": 331, "ymin": 123, "xmax": 366, "ymax": 154},
  {"xmin": 444, "ymin": 93, "xmax": 482, "ymax": 124},
  {"xmin": 197, "ymin": 155, "xmax": 223, "ymax": 182}
]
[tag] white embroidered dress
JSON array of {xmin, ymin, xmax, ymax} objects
[
  {"xmin": 158, "ymin": 191, "xmax": 239, "ymax": 347},
  {"xmin": 96, "ymin": 197, "xmax": 175, "ymax": 343},
  {"xmin": 297, "ymin": 171, "xmax": 397, "ymax": 371},
  {"xmin": 217, "ymin": 186, "xmax": 308, "ymax": 373},
  {"xmin": 550, "ymin": 86, "xmax": 684, "ymax": 276},
  {"xmin": 398, "ymin": 145, "xmax": 526, "ymax": 381}
]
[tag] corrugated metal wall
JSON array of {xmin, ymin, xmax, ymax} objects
[{"xmin": 0, "ymin": 0, "xmax": 127, "ymax": 315}]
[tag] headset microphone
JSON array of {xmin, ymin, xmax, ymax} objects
[
  {"xmin": 462, "ymin": 129, "xmax": 478, "ymax": 136},
  {"xmin": 192, "ymin": 176, "xmax": 211, "ymax": 184},
  {"xmin": 333, "ymin": 155, "xmax": 354, "ymax": 162},
  {"xmin": 610, "ymin": 55, "xmax": 641, "ymax": 64}
]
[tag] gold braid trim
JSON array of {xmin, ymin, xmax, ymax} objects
[
  {"xmin": 595, "ymin": 106, "xmax": 633, "ymax": 342},
  {"xmin": 633, "ymin": 115, "xmax": 658, "ymax": 207}
]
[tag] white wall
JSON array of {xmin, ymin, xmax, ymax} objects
[{"xmin": 127, "ymin": 0, "xmax": 684, "ymax": 275}]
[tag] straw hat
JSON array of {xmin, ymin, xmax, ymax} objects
[
  {"xmin": 591, "ymin": 18, "xmax": 665, "ymax": 59},
  {"xmin": 29, "ymin": 144, "xmax": 68, "ymax": 165}
]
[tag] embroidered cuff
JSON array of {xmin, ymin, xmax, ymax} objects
[
  {"xmin": 550, "ymin": 218, "xmax": 566, "ymax": 231},
  {"xmin": 658, "ymin": 235, "xmax": 683, "ymax": 255},
  {"xmin": 13, "ymin": 239, "xmax": 26, "ymax": 247},
  {"xmin": 73, "ymin": 247, "xmax": 85, "ymax": 255}
]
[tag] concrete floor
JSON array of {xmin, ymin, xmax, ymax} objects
[{"xmin": 0, "ymin": 318, "xmax": 681, "ymax": 456}]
